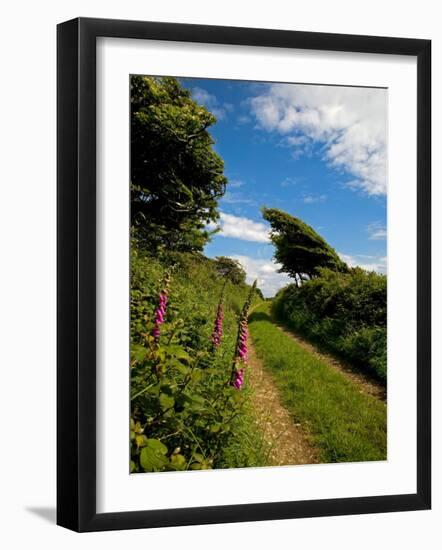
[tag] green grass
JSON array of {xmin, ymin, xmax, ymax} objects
[{"xmin": 248, "ymin": 302, "xmax": 387, "ymax": 463}]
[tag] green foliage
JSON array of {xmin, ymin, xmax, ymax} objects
[
  {"xmin": 249, "ymin": 303, "xmax": 387, "ymax": 463},
  {"xmin": 262, "ymin": 207, "xmax": 348, "ymax": 281},
  {"xmin": 273, "ymin": 267, "xmax": 387, "ymax": 381},
  {"xmin": 254, "ymin": 287, "xmax": 264, "ymax": 300},
  {"xmin": 130, "ymin": 245, "xmax": 265, "ymax": 473},
  {"xmin": 131, "ymin": 75, "xmax": 227, "ymax": 253},
  {"xmin": 213, "ymin": 256, "xmax": 247, "ymax": 285}
]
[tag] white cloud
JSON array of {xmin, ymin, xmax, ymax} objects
[
  {"xmin": 285, "ymin": 135, "xmax": 310, "ymax": 147},
  {"xmin": 221, "ymin": 191, "xmax": 256, "ymax": 206},
  {"xmin": 249, "ymin": 84, "xmax": 387, "ymax": 196},
  {"xmin": 339, "ymin": 252, "xmax": 387, "ymax": 274},
  {"xmin": 208, "ymin": 212, "xmax": 269, "ymax": 243},
  {"xmin": 303, "ymin": 194, "xmax": 327, "ymax": 204},
  {"xmin": 230, "ymin": 255, "xmax": 291, "ymax": 297},
  {"xmin": 229, "ymin": 179, "xmax": 245, "ymax": 188},
  {"xmin": 280, "ymin": 176, "xmax": 303, "ymax": 187},
  {"xmin": 192, "ymin": 87, "xmax": 214, "ymax": 104},
  {"xmin": 367, "ymin": 221, "xmax": 387, "ymax": 240},
  {"xmin": 237, "ymin": 114, "xmax": 251, "ymax": 125},
  {"xmin": 282, "ymin": 135, "xmax": 314, "ymax": 159},
  {"xmin": 192, "ymin": 87, "xmax": 232, "ymax": 120}
]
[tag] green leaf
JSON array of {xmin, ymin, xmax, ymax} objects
[
  {"xmin": 190, "ymin": 370, "xmax": 203, "ymax": 383},
  {"xmin": 135, "ymin": 434, "xmax": 148, "ymax": 448},
  {"xmin": 131, "ymin": 344, "xmax": 149, "ymax": 363},
  {"xmin": 169, "ymin": 358, "xmax": 190, "ymax": 375},
  {"xmin": 183, "ymin": 393, "xmax": 205, "ymax": 410},
  {"xmin": 169, "ymin": 454, "xmax": 186, "ymax": 470},
  {"xmin": 210, "ymin": 423, "xmax": 222, "ymax": 433},
  {"xmin": 160, "ymin": 383, "xmax": 176, "ymax": 396},
  {"xmin": 159, "ymin": 393, "xmax": 175, "ymax": 411},
  {"xmin": 164, "ymin": 345, "xmax": 191, "ymax": 362},
  {"xmin": 140, "ymin": 439, "xmax": 168, "ymax": 472},
  {"xmin": 189, "ymin": 453, "xmax": 212, "ymax": 470}
]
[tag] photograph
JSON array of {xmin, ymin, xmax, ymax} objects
[
  {"xmin": 0, "ymin": 0, "xmax": 435, "ymax": 541},
  {"xmin": 129, "ymin": 74, "xmax": 388, "ymax": 473}
]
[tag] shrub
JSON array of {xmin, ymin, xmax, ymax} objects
[{"xmin": 272, "ymin": 267, "xmax": 387, "ymax": 381}]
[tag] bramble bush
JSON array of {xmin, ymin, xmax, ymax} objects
[
  {"xmin": 130, "ymin": 243, "xmax": 266, "ymax": 473},
  {"xmin": 272, "ymin": 267, "xmax": 387, "ymax": 381}
]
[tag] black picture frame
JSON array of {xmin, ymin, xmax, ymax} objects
[{"xmin": 57, "ymin": 17, "xmax": 431, "ymax": 532}]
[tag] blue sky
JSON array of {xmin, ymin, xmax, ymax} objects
[{"xmin": 182, "ymin": 77, "xmax": 387, "ymax": 297}]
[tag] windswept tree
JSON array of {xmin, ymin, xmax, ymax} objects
[
  {"xmin": 262, "ymin": 207, "xmax": 348, "ymax": 284},
  {"xmin": 213, "ymin": 256, "xmax": 247, "ymax": 285},
  {"xmin": 131, "ymin": 76, "xmax": 227, "ymax": 253}
]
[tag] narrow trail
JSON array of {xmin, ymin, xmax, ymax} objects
[
  {"xmin": 245, "ymin": 303, "xmax": 386, "ymax": 466},
  {"xmin": 274, "ymin": 322, "xmax": 386, "ymax": 401},
  {"xmin": 247, "ymin": 337, "xmax": 319, "ymax": 466}
]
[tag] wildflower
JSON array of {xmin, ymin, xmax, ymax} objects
[
  {"xmin": 152, "ymin": 272, "xmax": 170, "ymax": 342},
  {"xmin": 230, "ymin": 280, "xmax": 257, "ymax": 389},
  {"xmin": 211, "ymin": 302, "xmax": 224, "ymax": 348},
  {"xmin": 232, "ymin": 368, "xmax": 245, "ymax": 389},
  {"xmin": 211, "ymin": 279, "xmax": 227, "ymax": 349}
]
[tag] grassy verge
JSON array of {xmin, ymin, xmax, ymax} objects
[{"xmin": 248, "ymin": 302, "xmax": 387, "ymax": 463}]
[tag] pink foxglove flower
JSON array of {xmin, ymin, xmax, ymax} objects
[
  {"xmin": 230, "ymin": 280, "xmax": 257, "ymax": 389},
  {"xmin": 232, "ymin": 368, "xmax": 245, "ymax": 389},
  {"xmin": 211, "ymin": 302, "xmax": 224, "ymax": 348},
  {"xmin": 211, "ymin": 279, "xmax": 227, "ymax": 349},
  {"xmin": 152, "ymin": 273, "xmax": 170, "ymax": 342}
]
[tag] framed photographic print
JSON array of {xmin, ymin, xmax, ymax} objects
[{"xmin": 57, "ymin": 17, "xmax": 431, "ymax": 532}]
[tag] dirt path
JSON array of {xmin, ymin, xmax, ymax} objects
[
  {"xmin": 247, "ymin": 337, "xmax": 319, "ymax": 466},
  {"xmin": 275, "ymin": 323, "xmax": 386, "ymax": 401}
]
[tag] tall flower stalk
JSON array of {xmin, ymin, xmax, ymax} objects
[
  {"xmin": 211, "ymin": 302, "xmax": 224, "ymax": 348},
  {"xmin": 211, "ymin": 279, "xmax": 228, "ymax": 349},
  {"xmin": 152, "ymin": 271, "xmax": 171, "ymax": 342},
  {"xmin": 230, "ymin": 280, "xmax": 257, "ymax": 389}
]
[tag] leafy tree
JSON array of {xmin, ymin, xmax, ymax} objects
[
  {"xmin": 255, "ymin": 287, "xmax": 265, "ymax": 300},
  {"xmin": 262, "ymin": 207, "xmax": 348, "ymax": 284},
  {"xmin": 131, "ymin": 76, "xmax": 227, "ymax": 253},
  {"xmin": 213, "ymin": 256, "xmax": 247, "ymax": 285}
]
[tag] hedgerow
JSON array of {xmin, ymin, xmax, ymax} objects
[
  {"xmin": 130, "ymin": 243, "xmax": 266, "ymax": 473},
  {"xmin": 272, "ymin": 267, "xmax": 387, "ymax": 381}
]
